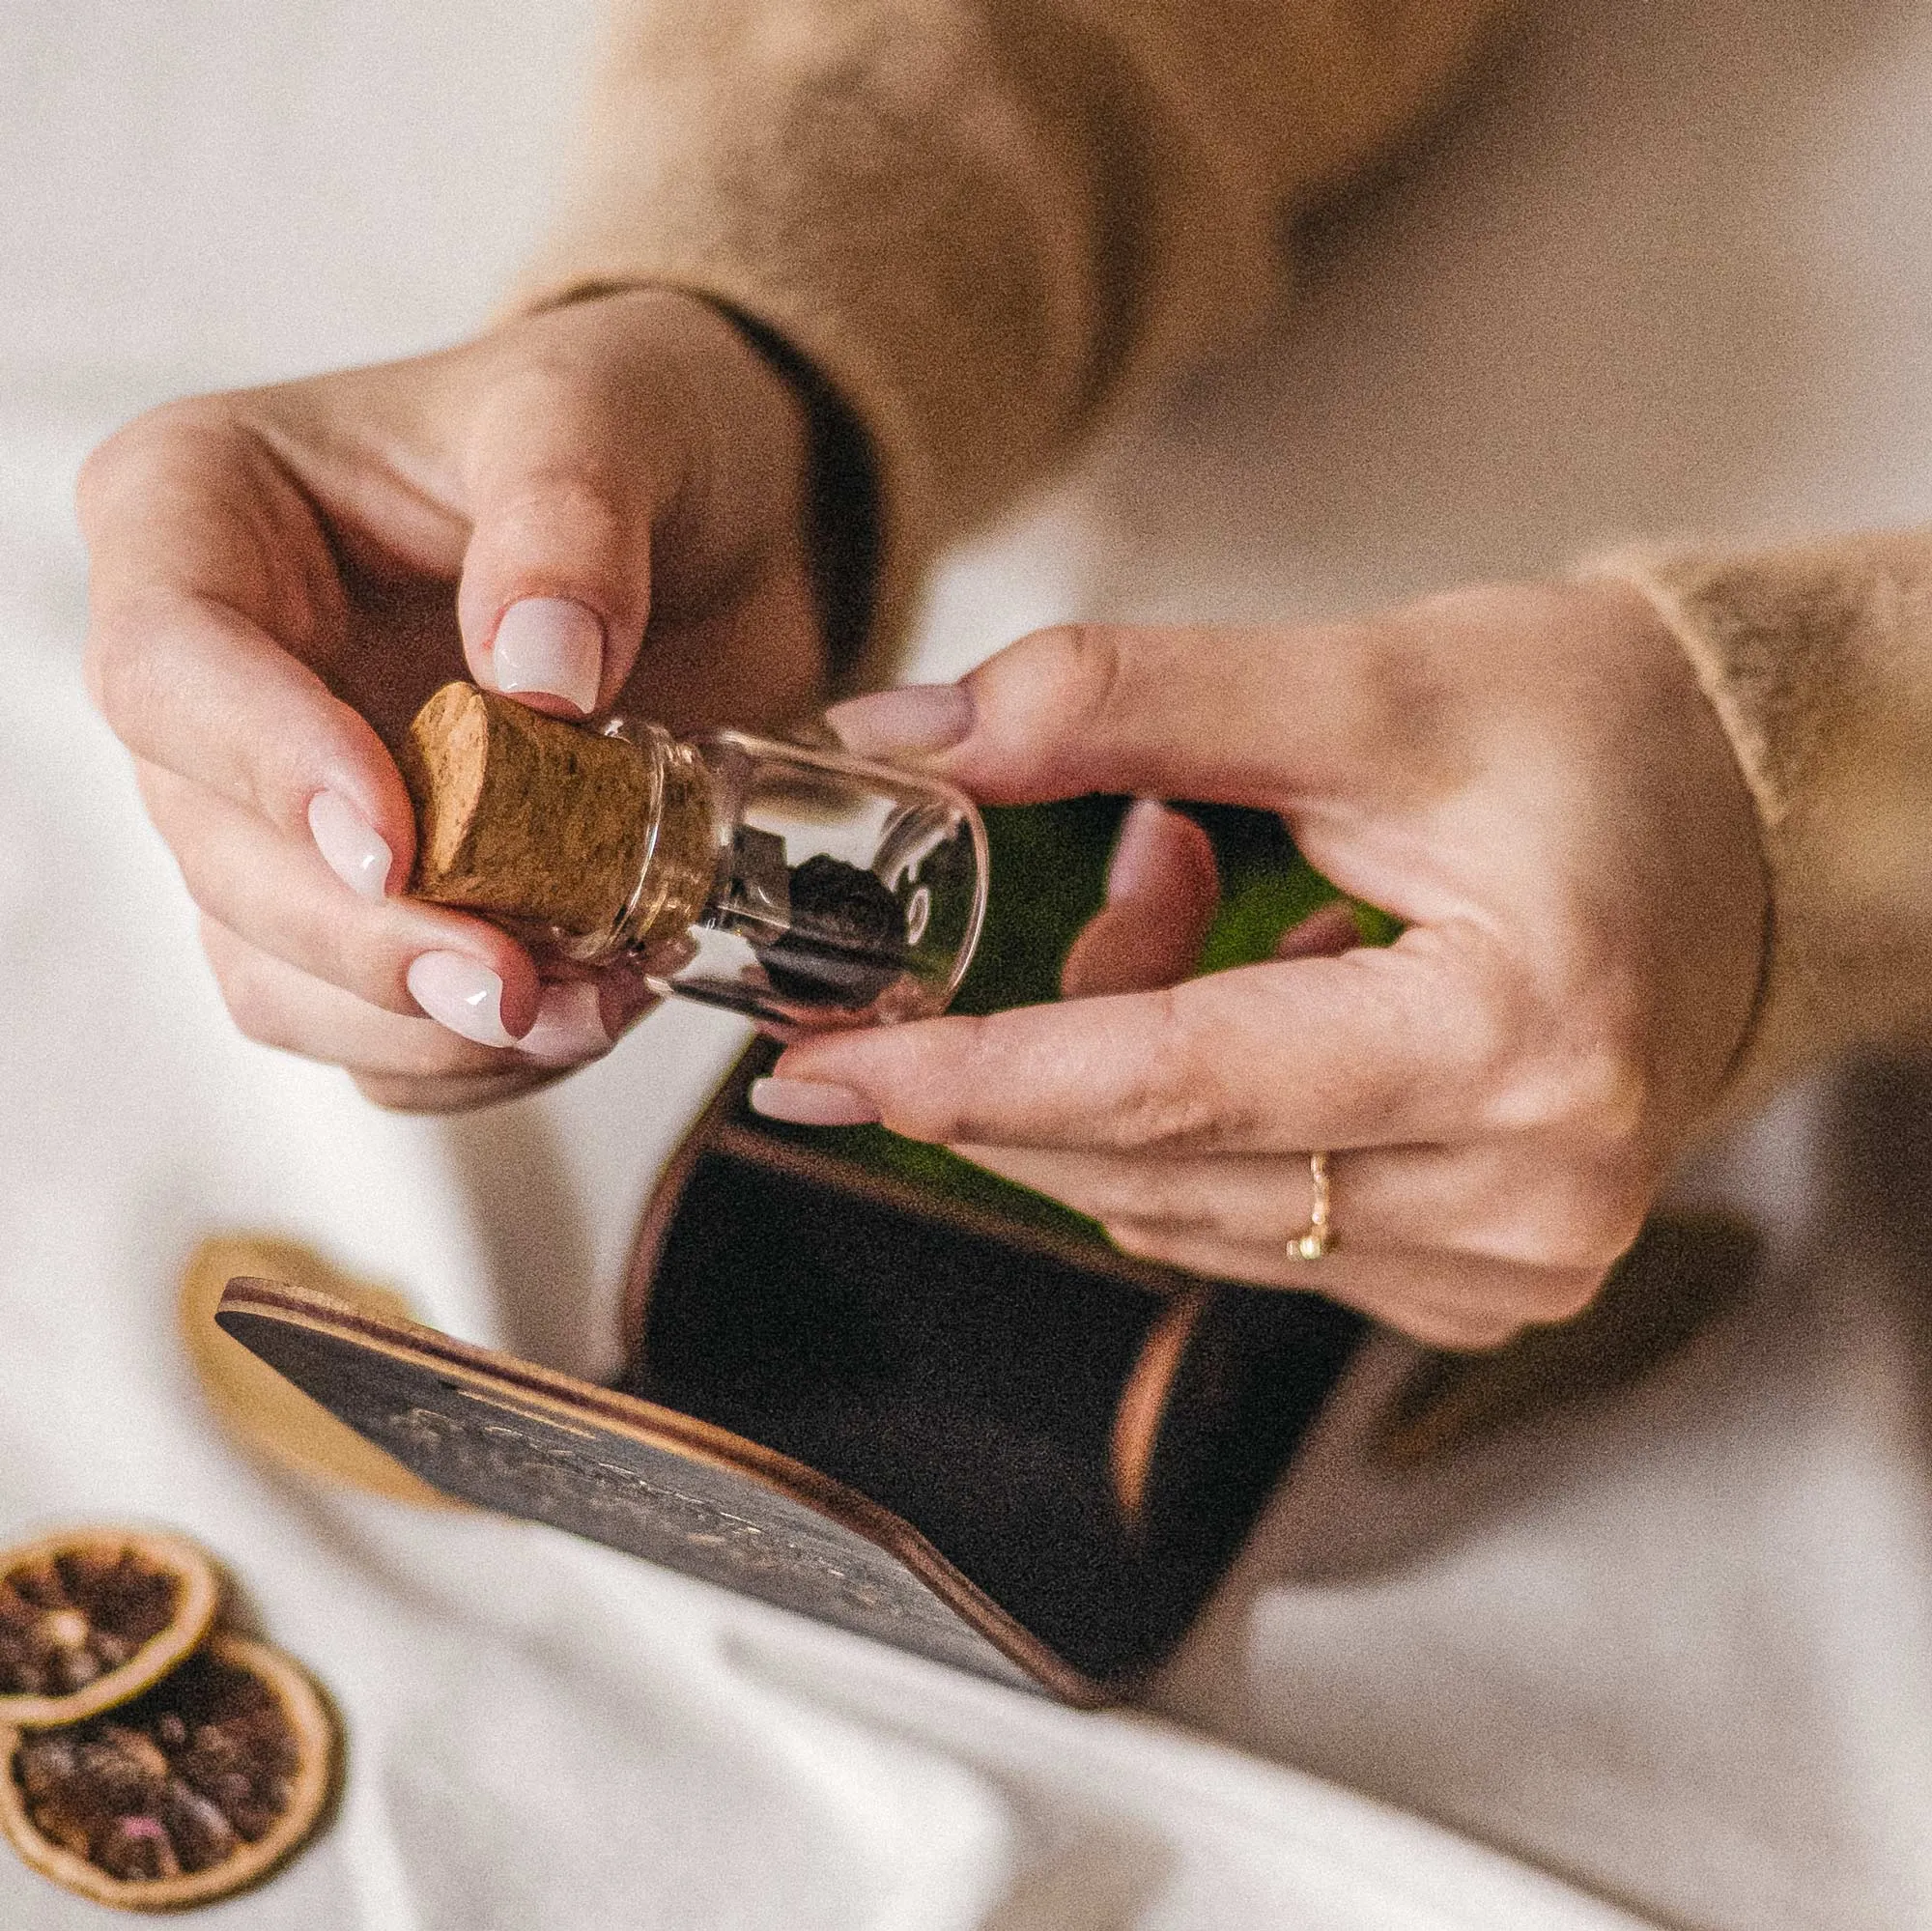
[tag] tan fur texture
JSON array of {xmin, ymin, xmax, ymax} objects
[
  {"xmin": 513, "ymin": 0, "xmax": 1509, "ymax": 683},
  {"xmin": 1615, "ymin": 531, "xmax": 1932, "ymax": 1106}
]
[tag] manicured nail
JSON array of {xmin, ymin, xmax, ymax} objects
[
  {"xmin": 824, "ymin": 684, "xmax": 973, "ymax": 759},
  {"xmin": 749, "ymin": 1077, "xmax": 880, "ymax": 1126},
  {"xmin": 493, "ymin": 597, "xmax": 604, "ymax": 716},
  {"xmin": 518, "ymin": 980, "xmax": 611, "ymax": 1065},
  {"xmin": 407, "ymin": 951, "xmax": 519, "ymax": 1048},
  {"xmin": 1107, "ymin": 798, "xmax": 1172, "ymax": 903},
  {"xmin": 307, "ymin": 790, "xmax": 392, "ymax": 900}
]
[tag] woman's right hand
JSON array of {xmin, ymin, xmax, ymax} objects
[{"xmin": 79, "ymin": 288, "xmax": 824, "ymax": 1111}]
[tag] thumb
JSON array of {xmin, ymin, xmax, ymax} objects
[
  {"xmin": 825, "ymin": 620, "xmax": 1388, "ymax": 810},
  {"xmin": 452, "ymin": 355, "xmax": 671, "ymax": 719}
]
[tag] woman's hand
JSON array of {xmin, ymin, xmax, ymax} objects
[
  {"xmin": 758, "ymin": 582, "xmax": 1768, "ymax": 1349},
  {"xmin": 79, "ymin": 289, "xmax": 820, "ymax": 1111}
]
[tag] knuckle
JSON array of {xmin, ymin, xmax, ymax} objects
[
  {"xmin": 73, "ymin": 435, "xmax": 128, "ymax": 525},
  {"xmin": 1463, "ymin": 980, "xmax": 1531, "ymax": 1097},
  {"xmin": 879, "ymin": 1019, "xmax": 991, "ymax": 1143},
  {"xmin": 1492, "ymin": 1034, "xmax": 1653, "ymax": 1147},
  {"xmin": 1476, "ymin": 1262, "xmax": 1607, "ymax": 1331},
  {"xmin": 1017, "ymin": 623, "xmax": 1127, "ymax": 740},
  {"xmin": 74, "ymin": 416, "xmax": 161, "ymax": 519},
  {"xmin": 1345, "ymin": 619, "xmax": 1463, "ymax": 776},
  {"xmin": 1378, "ymin": 1292, "xmax": 1522, "ymax": 1351},
  {"xmin": 131, "ymin": 761, "xmax": 185, "ymax": 838},
  {"xmin": 1107, "ymin": 996, "xmax": 1228, "ymax": 1151},
  {"xmin": 1432, "ymin": 1266, "xmax": 1606, "ymax": 1347},
  {"xmin": 1436, "ymin": 1312, "xmax": 1527, "ymax": 1351},
  {"xmin": 1499, "ymin": 1169, "xmax": 1650, "ymax": 1275},
  {"xmin": 319, "ymin": 921, "xmax": 412, "ymax": 1016},
  {"xmin": 1530, "ymin": 1267, "xmax": 1608, "ymax": 1324},
  {"xmin": 1086, "ymin": 1164, "xmax": 1207, "ymax": 1231},
  {"xmin": 206, "ymin": 939, "xmax": 280, "ymax": 1050},
  {"xmin": 1101, "ymin": 1219, "xmax": 1177, "ymax": 1266},
  {"xmin": 1475, "ymin": 949, "xmax": 1660, "ymax": 1149},
  {"xmin": 174, "ymin": 864, "xmax": 224, "ymax": 928},
  {"xmin": 1401, "ymin": 936, "xmax": 1526, "ymax": 1117},
  {"xmin": 1580, "ymin": 1171, "xmax": 1652, "ymax": 1265},
  {"xmin": 82, "ymin": 611, "xmax": 152, "ymax": 734},
  {"xmin": 500, "ymin": 469, "xmax": 626, "ymax": 539},
  {"xmin": 77, "ymin": 400, "xmax": 227, "ymax": 515},
  {"xmin": 1565, "ymin": 1045, "xmax": 1654, "ymax": 1146},
  {"xmin": 1342, "ymin": 1054, "xmax": 1432, "ymax": 1144}
]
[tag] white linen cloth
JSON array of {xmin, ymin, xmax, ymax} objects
[{"xmin": 2, "ymin": 1, "xmax": 1929, "ymax": 1925}]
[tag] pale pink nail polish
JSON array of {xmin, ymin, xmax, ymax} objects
[
  {"xmin": 518, "ymin": 980, "xmax": 611, "ymax": 1065},
  {"xmin": 749, "ymin": 1076, "xmax": 880, "ymax": 1126},
  {"xmin": 824, "ymin": 684, "xmax": 973, "ymax": 758},
  {"xmin": 1107, "ymin": 798, "xmax": 1171, "ymax": 903},
  {"xmin": 493, "ymin": 597, "xmax": 605, "ymax": 716},
  {"xmin": 308, "ymin": 790, "xmax": 392, "ymax": 900},
  {"xmin": 407, "ymin": 951, "xmax": 519, "ymax": 1048}
]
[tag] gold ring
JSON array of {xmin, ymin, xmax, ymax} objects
[{"xmin": 1289, "ymin": 1150, "xmax": 1332, "ymax": 1261}]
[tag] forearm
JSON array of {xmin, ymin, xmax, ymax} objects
[
  {"xmin": 515, "ymin": 0, "xmax": 1508, "ymax": 681},
  {"xmin": 1609, "ymin": 525, "xmax": 1932, "ymax": 1107}
]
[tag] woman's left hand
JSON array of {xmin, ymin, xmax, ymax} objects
[{"xmin": 754, "ymin": 580, "xmax": 1768, "ymax": 1349}]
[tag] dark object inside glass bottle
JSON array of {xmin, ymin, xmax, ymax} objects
[{"xmin": 753, "ymin": 853, "xmax": 909, "ymax": 1005}]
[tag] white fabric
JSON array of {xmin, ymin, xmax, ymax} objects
[{"xmin": 3, "ymin": 1, "xmax": 1930, "ymax": 1925}]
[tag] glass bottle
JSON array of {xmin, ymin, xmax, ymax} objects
[{"xmin": 402, "ymin": 683, "xmax": 987, "ymax": 1034}]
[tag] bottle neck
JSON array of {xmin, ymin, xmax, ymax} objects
[{"xmin": 570, "ymin": 724, "xmax": 722, "ymax": 967}]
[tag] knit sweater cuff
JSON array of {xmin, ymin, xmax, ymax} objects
[
  {"xmin": 1600, "ymin": 528, "xmax": 1932, "ymax": 1109},
  {"xmin": 503, "ymin": 2, "xmax": 1164, "ymax": 693}
]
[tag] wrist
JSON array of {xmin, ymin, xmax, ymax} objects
[
  {"xmin": 697, "ymin": 300, "xmax": 881, "ymax": 691},
  {"xmin": 1590, "ymin": 575, "xmax": 1774, "ymax": 1124},
  {"xmin": 525, "ymin": 282, "xmax": 881, "ymax": 689}
]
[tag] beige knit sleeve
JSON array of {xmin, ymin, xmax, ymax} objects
[
  {"xmin": 1608, "ymin": 529, "xmax": 1932, "ymax": 1105},
  {"xmin": 514, "ymin": 0, "xmax": 1506, "ymax": 675}
]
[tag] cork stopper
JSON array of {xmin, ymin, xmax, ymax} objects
[{"xmin": 399, "ymin": 682, "xmax": 711, "ymax": 949}]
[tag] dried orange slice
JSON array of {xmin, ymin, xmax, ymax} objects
[
  {"xmin": 0, "ymin": 1531, "xmax": 220, "ymax": 1729},
  {"xmin": 0, "ymin": 1633, "xmax": 336, "ymax": 1913},
  {"xmin": 180, "ymin": 1234, "xmax": 453, "ymax": 1508}
]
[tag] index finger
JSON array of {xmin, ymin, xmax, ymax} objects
[
  {"xmin": 78, "ymin": 404, "xmax": 416, "ymax": 860},
  {"xmin": 771, "ymin": 936, "xmax": 1498, "ymax": 1154}
]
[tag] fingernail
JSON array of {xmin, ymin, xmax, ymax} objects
[
  {"xmin": 493, "ymin": 597, "xmax": 604, "ymax": 716},
  {"xmin": 1107, "ymin": 798, "xmax": 1171, "ymax": 903},
  {"xmin": 824, "ymin": 684, "xmax": 973, "ymax": 759},
  {"xmin": 1273, "ymin": 900, "xmax": 1364, "ymax": 962},
  {"xmin": 308, "ymin": 790, "xmax": 392, "ymax": 900},
  {"xmin": 519, "ymin": 980, "xmax": 611, "ymax": 1065},
  {"xmin": 749, "ymin": 1077, "xmax": 880, "ymax": 1126},
  {"xmin": 407, "ymin": 951, "xmax": 519, "ymax": 1048}
]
